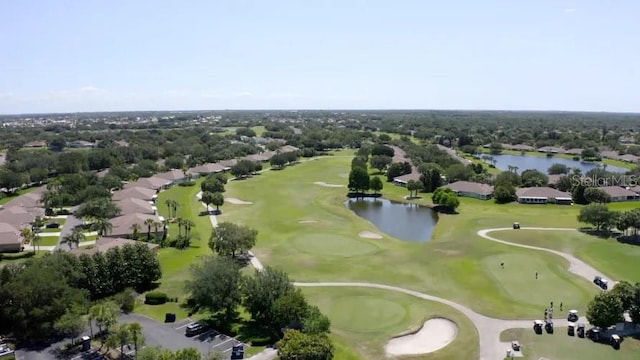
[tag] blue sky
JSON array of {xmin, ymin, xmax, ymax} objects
[{"xmin": 1, "ymin": 0, "xmax": 638, "ymax": 114}]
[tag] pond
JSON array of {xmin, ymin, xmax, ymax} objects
[
  {"xmin": 346, "ymin": 198, "xmax": 438, "ymax": 242},
  {"xmin": 482, "ymin": 154, "xmax": 627, "ymax": 174}
]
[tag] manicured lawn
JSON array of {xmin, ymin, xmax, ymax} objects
[
  {"xmin": 134, "ymin": 180, "xmax": 214, "ymax": 321},
  {"xmin": 219, "ymin": 151, "xmax": 598, "ymax": 319},
  {"xmin": 302, "ymin": 287, "xmax": 479, "ymax": 360},
  {"xmin": 500, "ymin": 328, "xmax": 640, "ymax": 359},
  {"xmin": 491, "ymin": 230, "xmax": 640, "ymax": 283},
  {"xmin": 37, "ymin": 235, "xmax": 60, "ymax": 246}
]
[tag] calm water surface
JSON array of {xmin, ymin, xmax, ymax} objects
[
  {"xmin": 483, "ymin": 154, "xmax": 627, "ymax": 174},
  {"xmin": 346, "ymin": 198, "xmax": 438, "ymax": 242}
]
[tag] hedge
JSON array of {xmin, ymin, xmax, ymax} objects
[{"xmin": 144, "ymin": 291, "xmax": 168, "ymax": 305}]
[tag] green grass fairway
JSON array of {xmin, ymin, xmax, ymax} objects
[
  {"xmin": 302, "ymin": 287, "xmax": 479, "ymax": 360},
  {"xmin": 218, "ymin": 152, "xmax": 598, "ymax": 318},
  {"xmin": 500, "ymin": 328, "xmax": 640, "ymax": 359},
  {"xmin": 134, "ymin": 180, "xmax": 214, "ymax": 321},
  {"xmin": 482, "ymin": 254, "xmax": 593, "ymax": 308},
  {"xmin": 493, "ymin": 230, "xmax": 640, "ymax": 283}
]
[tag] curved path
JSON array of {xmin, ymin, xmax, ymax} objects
[
  {"xmin": 294, "ymin": 281, "xmax": 584, "ymax": 360},
  {"xmin": 477, "ymin": 227, "xmax": 617, "ymax": 287}
]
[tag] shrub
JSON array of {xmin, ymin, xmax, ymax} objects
[
  {"xmin": 115, "ymin": 288, "xmax": 137, "ymax": 313},
  {"xmin": 145, "ymin": 291, "xmax": 168, "ymax": 305},
  {"xmin": 56, "ymin": 209, "xmax": 71, "ymax": 215},
  {"xmin": 178, "ymin": 181, "xmax": 196, "ymax": 187}
]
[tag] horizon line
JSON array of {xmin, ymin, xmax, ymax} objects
[{"xmin": 2, "ymin": 108, "xmax": 640, "ymax": 117}]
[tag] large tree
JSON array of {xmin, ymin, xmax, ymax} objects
[
  {"xmin": 348, "ymin": 167, "xmax": 370, "ymax": 193},
  {"xmin": 432, "ymin": 187, "xmax": 460, "ymax": 211},
  {"xmin": 242, "ymin": 267, "xmax": 294, "ymax": 327},
  {"xmin": 577, "ymin": 203, "xmax": 617, "ymax": 231},
  {"xmin": 369, "ymin": 155, "xmax": 392, "ymax": 173},
  {"xmin": 209, "ymin": 222, "xmax": 258, "ymax": 258},
  {"xmin": 277, "ymin": 330, "xmax": 334, "ymax": 360},
  {"xmin": 211, "ymin": 192, "xmax": 224, "ymax": 212},
  {"xmin": 493, "ymin": 184, "xmax": 516, "ymax": 204},
  {"xmin": 201, "ymin": 191, "xmax": 215, "ymax": 213},
  {"xmin": 369, "ymin": 176, "xmax": 383, "ymax": 194},
  {"xmin": 520, "ymin": 169, "xmax": 549, "ymax": 187},
  {"xmin": 185, "ymin": 256, "xmax": 242, "ymax": 319},
  {"xmin": 586, "ymin": 291, "xmax": 624, "ymax": 328},
  {"xmin": 584, "ymin": 187, "xmax": 611, "ymax": 204}
]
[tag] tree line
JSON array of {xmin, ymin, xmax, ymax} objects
[{"xmin": 0, "ymin": 243, "xmax": 161, "ymax": 341}]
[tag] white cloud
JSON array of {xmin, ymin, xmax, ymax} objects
[
  {"xmin": 79, "ymin": 86, "xmax": 105, "ymax": 93},
  {"xmin": 564, "ymin": 8, "xmax": 577, "ymax": 13}
]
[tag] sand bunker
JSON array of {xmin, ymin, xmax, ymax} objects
[
  {"xmin": 359, "ymin": 231, "xmax": 383, "ymax": 239},
  {"xmin": 226, "ymin": 198, "xmax": 253, "ymax": 205},
  {"xmin": 385, "ymin": 318, "xmax": 458, "ymax": 356},
  {"xmin": 299, "ymin": 220, "xmax": 318, "ymax": 224},
  {"xmin": 314, "ymin": 181, "xmax": 343, "ymax": 188}
]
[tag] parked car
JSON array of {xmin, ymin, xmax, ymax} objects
[
  {"xmin": 185, "ymin": 322, "xmax": 209, "ymax": 337},
  {"xmin": 46, "ymin": 222, "xmax": 60, "ymax": 229},
  {"xmin": 593, "ymin": 276, "xmax": 608, "ymax": 290}
]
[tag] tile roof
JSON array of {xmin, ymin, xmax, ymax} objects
[{"xmin": 443, "ymin": 181, "xmax": 494, "ymax": 195}]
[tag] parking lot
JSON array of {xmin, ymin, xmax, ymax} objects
[{"xmin": 119, "ymin": 314, "xmax": 248, "ymax": 359}]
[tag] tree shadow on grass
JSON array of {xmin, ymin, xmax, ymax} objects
[
  {"xmin": 616, "ymin": 235, "xmax": 640, "ymax": 246},
  {"xmin": 578, "ymin": 227, "xmax": 616, "ymax": 239},
  {"xmin": 235, "ymin": 320, "xmax": 276, "ymax": 346}
]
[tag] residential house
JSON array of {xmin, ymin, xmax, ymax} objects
[
  {"xmin": 114, "ymin": 140, "xmax": 130, "ymax": 147},
  {"xmin": 243, "ymin": 152, "xmax": 274, "ymax": 163},
  {"xmin": 219, "ymin": 159, "xmax": 238, "ymax": 168},
  {"xmin": 0, "ymin": 206, "xmax": 43, "ymax": 228},
  {"xmin": 600, "ymin": 151, "xmax": 620, "ymax": 160},
  {"xmin": 598, "ymin": 186, "xmax": 640, "ymax": 202},
  {"xmin": 189, "ymin": 163, "xmax": 227, "ymax": 174},
  {"xmin": 442, "ymin": 181, "xmax": 494, "ymax": 200},
  {"xmin": 393, "ymin": 172, "xmax": 421, "ymax": 186},
  {"xmin": 108, "ymin": 213, "xmax": 164, "ymax": 238},
  {"xmin": 516, "ymin": 187, "xmax": 572, "ymax": 204},
  {"xmin": 537, "ymin": 146, "xmax": 563, "ymax": 154},
  {"xmin": 0, "ymin": 222, "xmax": 22, "ymax": 252},
  {"xmin": 67, "ymin": 140, "xmax": 96, "ymax": 148},
  {"xmin": 564, "ymin": 148, "xmax": 584, "ymax": 156},
  {"xmin": 618, "ymin": 154, "xmax": 639, "ymax": 164},
  {"xmin": 277, "ymin": 145, "xmax": 300, "ymax": 153},
  {"xmin": 116, "ymin": 198, "xmax": 157, "ymax": 216},
  {"xmin": 503, "ymin": 144, "xmax": 535, "ymax": 152},
  {"xmin": 23, "ymin": 140, "xmax": 46, "ymax": 148},
  {"xmin": 155, "ymin": 169, "xmax": 198, "ymax": 184},
  {"xmin": 628, "ymin": 185, "xmax": 640, "ymax": 194},
  {"xmin": 70, "ymin": 237, "xmax": 159, "ymax": 255},
  {"xmin": 3, "ymin": 186, "xmax": 45, "ymax": 209},
  {"xmin": 112, "ymin": 186, "xmax": 158, "ymax": 202},
  {"xmin": 124, "ymin": 176, "xmax": 171, "ymax": 190}
]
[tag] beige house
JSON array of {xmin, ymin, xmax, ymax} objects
[
  {"xmin": 108, "ymin": 213, "xmax": 164, "ymax": 238},
  {"xmin": 116, "ymin": 198, "xmax": 157, "ymax": 215},
  {"xmin": 155, "ymin": 169, "xmax": 198, "ymax": 183},
  {"xmin": 0, "ymin": 222, "xmax": 22, "ymax": 253},
  {"xmin": 70, "ymin": 237, "xmax": 159, "ymax": 255},
  {"xmin": 189, "ymin": 162, "xmax": 227, "ymax": 174},
  {"xmin": 443, "ymin": 181, "xmax": 494, "ymax": 200},
  {"xmin": 393, "ymin": 172, "xmax": 421, "ymax": 186},
  {"xmin": 124, "ymin": 176, "xmax": 171, "ymax": 190},
  {"xmin": 112, "ymin": 186, "xmax": 158, "ymax": 202},
  {"xmin": 516, "ymin": 187, "xmax": 572, "ymax": 204},
  {"xmin": 598, "ymin": 186, "xmax": 639, "ymax": 202}
]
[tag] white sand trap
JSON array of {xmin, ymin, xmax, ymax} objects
[
  {"xmin": 226, "ymin": 198, "xmax": 253, "ymax": 205},
  {"xmin": 385, "ymin": 318, "xmax": 458, "ymax": 356},
  {"xmin": 359, "ymin": 231, "xmax": 382, "ymax": 239},
  {"xmin": 299, "ymin": 220, "xmax": 318, "ymax": 224},
  {"xmin": 314, "ymin": 181, "xmax": 344, "ymax": 188}
]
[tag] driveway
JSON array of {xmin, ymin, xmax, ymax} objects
[{"xmin": 54, "ymin": 214, "xmax": 83, "ymax": 251}]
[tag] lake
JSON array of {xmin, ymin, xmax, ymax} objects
[
  {"xmin": 346, "ymin": 198, "xmax": 438, "ymax": 242},
  {"xmin": 482, "ymin": 154, "xmax": 628, "ymax": 174}
]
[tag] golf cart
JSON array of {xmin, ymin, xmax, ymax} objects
[
  {"xmin": 533, "ymin": 320, "xmax": 544, "ymax": 334},
  {"xmin": 587, "ymin": 327, "xmax": 601, "ymax": 342},
  {"xmin": 513, "ymin": 222, "xmax": 520, "ymax": 229},
  {"xmin": 611, "ymin": 334, "xmax": 621, "ymax": 349},
  {"xmin": 577, "ymin": 323, "xmax": 586, "ymax": 338},
  {"xmin": 593, "ymin": 276, "xmax": 609, "ymax": 290},
  {"xmin": 545, "ymin": 320, "xmax": 554, "ymax": 334},
  {"xmin": 567, "ymin": 309, "xmax": 579, "ymax": 322},
  {"xmin": 567, "ymin": 323, "xmax": 576, "ymax": 336}
]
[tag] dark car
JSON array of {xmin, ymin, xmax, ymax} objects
[
  {"xmin": 185, "ymin": 322, "xmax": 209, "ymax": 337},
  {"xmin": 593, "ymin": 276, "xmax": 608, "ymax": 290},
  {"xmin": 46, "ymin": 222, "xmax": 60, "ymax": 229}
]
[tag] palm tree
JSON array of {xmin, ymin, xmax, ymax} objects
[
  {"xmin": 20, "ymin": 227, "xmax": 33, "ymax": 252},
  {"xmin": 130, "ymin": 223, "xmax": 141, "ymax": 240},
  {"xmin": 161, "ymin": 219, "xmax": 169, "ymax": 241},
  {"xmin": 171, "ymin": 201, "xmax": 180, "ymax": 218},
  {"xmin": 31, "ymin": 216, "xmax": 46, "ymax": 253},
  {"xmin": 176, "ymin": 217, "xmax": 184, "ymax": 237},
  {"xmin": 152, "ymin": 221, "xmax": 162, "ymax": 241},
  {"xmin": 183, "ymin": 219, "xmax": 195, "ymax": 238},
  {"xmin": 144, "ymin": 218, "xmax": 155, "ymax": 240},
  {"xmin": 105, "ymin": 325, "xmax": 130, "ymax": 359},
  {"xmin": 61, "ymin": 227, "xmax": 86, "ymax": 249},
  {"xmin": 127, "ymin": 322, "xmax": 145, "ymax": 357},
  {"xmin": 164, "ymin": 199, "xmax": 173, "ymax": 218},
  {"xmin": 90, "ymin": 301, "xmax": 119, "ymax": 341},
  {"xmin": 91, "ymin": 217, "xmax": 113, "ymax": 239}
]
